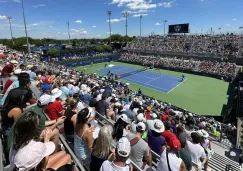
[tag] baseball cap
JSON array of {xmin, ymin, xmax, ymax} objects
[
  {"xmin": 137, "ymin": 113, "xmax": 145, "ymax": 122},
  {"xmin": 42, "ymin": 84, "xmax": 52, "ymax": 92},
  {"xmin": 153, "ymin": 119, "xmax": 165, "ymax": 133},
  {"xmin": 116, "ymin": 137, "xmax": 131, "ymax": 157},
  {"xmin": 10, "ymin": 60, "xmax": 18, "ymax": 64},
  {"xmin": 119, "ymin": 114, "xmax": 129, "ymax": 123},
  {"xmin": 151, "ymin": 113, "xmax": 157, "ymax": 119},
  {"xmin": 14, "ymin": 69, "xmax": 22, "ymax": 75},
  {"xmin": 137, "ymin": 122, "xmax": 146, "ymax": 131},
  {"xmin": 169, "ymin": 139, "xmax": 181, "ymax": 151},
  {"xmin": 14, "ymin": 140, "xmax": 55, "ymax": 171},
  {"xmin": 38, "ymin": 94, "xmax": 55, "ymax": 105}
]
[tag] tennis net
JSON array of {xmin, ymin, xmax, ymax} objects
[{"xmin": 116, "ymin": 68, "xmax": 147, "ymax": 79}]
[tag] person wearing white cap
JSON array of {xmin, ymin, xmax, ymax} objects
[
  {"xmin": 131, "ymin": 113, "xmax": 146, "ymax": 134},
  {"xmin": 9, "ymin": 111, "xmax": 71, "ymax": 171},
  {"xmin": 113, "ymin": 114, "xmax": 130, "ymax": 141},
  {"xmin": 100, "ymin": 137, "xmax": 131, "ymax": 171},
  {"xmin": 126, "ymin": 122, "xmax": 152, "ymax": 169},
  {"xmin": 45, "ymin": 88, "xmax": 65, "ymax": 120}
]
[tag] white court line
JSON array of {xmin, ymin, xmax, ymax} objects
[
  {"xmin": 166, "ymin": 78, "xmax": 187, "ymax": 94},
  {"xmin": 144, "ymin": 75, "xmax": 164, "ymax": 85},
  {"xmin": 124, "ymin": 77, "xmax": 170, "ymax": 93}
]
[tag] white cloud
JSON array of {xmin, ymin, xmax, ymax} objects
[
  {"xmin": 92, "ymin": 25, "xmax": 96, "ymax": 28},
  {"xmin": 133, "ymin": 13, "xmax": 148, "ymax": 17},
  {"xmin": 0, "ymin": 1, "xmax": 8, "ymax": 3},
  {"xmin": 155, "ymin": 22, "xmax": 161, "ymax": 26},
  {"xmin": 96, "ymin": 34, "xmax": 101, "ymax": 37},
  {"xmin": 12, "ymin": 0, "xmax": 21, "ymax": 2},
  {"xmin": 48, "ymin": 26, "xmax": 53, "ymax": 28},
  {"xmin": 225, "ymin": 24, "xmax": 230, "ymax": 26},
  {"xmin": 71, "ymin": 28, "xmax": 88, "ymax": 34},
  {"xmin": 158, "ymin": 1, "xmax": 175, "ymax": 8},
  {"xmin": 31, "ymin": 23, "xmax": 39, "ymax": 26},
  {"xmin": 111, "ymin": 0, "xmax": 157, "ymax": 10},
  {"xmin": 232, "ymin": 18, "xmax": 237, "ymax": 21},
  {"xmin": 33, "ymin": 4, "xmax": 46, "ymax": 8},
  {"xmin": 106, "ymin": 17, "xmax": 125, "ymax": 23},
  {"xmin": 0, "ymin": 15, "xmax": 7, "ymax": 20},
  {"xmin": 75, "ymin": 20, "xmax": 82, "ymax": 23},
  {"xmin": 200, "ymin": 0, "xmax": 204, "ymax": 2},
  {"xmin": 127, "ymin": 2, "xmax": 156, "ymax": 10}
]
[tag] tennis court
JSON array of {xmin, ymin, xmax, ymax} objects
[{"xmin": 98, "ymin": 65, "xmax": 185, "ymax": 94}]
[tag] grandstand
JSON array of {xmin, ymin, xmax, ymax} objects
[{"xmin": 0, "ymin": 46, "xmax": 243, "ymax": 171}]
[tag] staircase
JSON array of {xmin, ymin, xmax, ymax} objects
[{"xmin": 209, "ymin": 153, "xmax": 240, "ymax": 171}]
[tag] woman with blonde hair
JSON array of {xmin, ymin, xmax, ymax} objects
[{"xmin": 90, "ymin": 125, "xmax": 114, "ymax": 171}]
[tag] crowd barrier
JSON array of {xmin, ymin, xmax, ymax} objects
[{"xmin": 53, "ymin": 55, "xmax": 121, "ymax": 67}]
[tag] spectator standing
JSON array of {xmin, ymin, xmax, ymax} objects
[
  {"xmin": 100, "ymin": 137, "xmax": 132, "ymax": 171},
  {"xmin": 186, "ymin": 132, "xmax": 206, "ymax": 170},
  {"xmin": 126, "ymin": 122, "xmax": 152, "ymax": 169},
  {"xmin": 157, "ymin": 143, "xmax": 186, "ymax": 171},
  {"xmin": 178, "ymin": 133, "xmax": 192, "ymax": 171},
  {"xmin": 148, "ymin": 119, "xmax": 166, "ymax": 156},
  {"xmin": 161, "ymin": 121, "xmax": 181, "ymax": 150},
  {"xmin": 90, "ymin": 125, "xmax": 114, "ymax": 171},
  {"xmin": 72, "ymin": 108, "xmax": 94, "ymax": 168},
  {"xmin": 131, "ymin": 113, "xmax": 146, "ymax": 134}
]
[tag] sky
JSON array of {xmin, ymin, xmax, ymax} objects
[{"xmin": 0, "ymin": 0, "xmax": 242, "ymax": 39}]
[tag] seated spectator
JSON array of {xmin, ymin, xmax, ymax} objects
[
  {"xmin": 73, "ymin": 93, "xmax": 85, "ymax": 112},
  {"xmin": 3, "ymin": 68, "xmax": 21, "ymax": 94},
  {"xmin": 96, "ymin": 94, "xmax": 115, "ymax": 120},
  {"xmin": 59, "ymin": 81, "xmax": 69, "ymax": 101},
  {"xmin": 29, "ymin": 66, "xmax": 38, "ymax": 81},
  {"xmin": 80, "ymin": 86, "xmax": 92, "ymax": 105},
  {"xmin": 89, "ymin": 93, "xmax": 98, "ymax": 108},
  {"xmin": 64, "ymin": 99, "xmax": 79, "ymax": 143},
  {"xmin": 45, "ymin": 88, "xmax": 64, "ymax": 120},
  {"xmin": 7, "ymin": 94, "xmax": 65, "ymax": 152},
  {"xmin": 178, "ymin": 133, "xmax": 192, "ymax": 171},
  {"xmin": 41, "ymin": 84, "xmax": 52, "ymax": 96},
  {"xmin": 157, "ymin": 140, "xmax": 186, "ymax": 171},
  {"xmin": 90, "ymin": 125, "xmax": 114, "ymax": 171},
  {"xmin": 72, "ymin": 108, "xmax": 94, "ymax": 168},
  {"xmin": 100, "ymin": 137, "xmax": 132, "ymax": 171},
  {"xmin": 113, "ymin": 114, "xmax": 130, "ymax": 141},
  {"xmin": 161, "ymin": 120, "xmax": 181, "ymax": 150},
  {"xmin": 131, "ymin": 113, "xmax": 146, "ymax": 134},
  {"xmin": 147, "ymin": 119, "xmax": 166, "ymax": 155},
  {"xmin": 9, "ymin": 111, "xmax": 71, "ymax": 171},
  {"xmin": 186, "ymin": 132, "xmax": 206, "ymax": 170},
  {"xmin": 1, "ymin": 60, "xmax": 18, "ymax": 77},
  {"xmin": 127, "ymin": 122, "xmax": 152, "ymax": 169},
  {"xmin": 2, "ymin": 73, "xmax": 35, "ymax": 135}
]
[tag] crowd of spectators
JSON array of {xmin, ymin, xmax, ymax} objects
[
  {"xmin": 125, "ymin": 34, "xmax": 243, "ymax": 58},
  {"xmin": 120, "ymin": 53, "xmax": 237, "ymax": 79},
  {"xmin": 0, "ymin": 49, "xmax": 238, "ymax": 171}
]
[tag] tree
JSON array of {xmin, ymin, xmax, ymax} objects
[
  {"xmin": 46, "ymin": 48, "xmax": 61, "ymax": 57},
  {"xmin": 94, "ymin": 46, "xmax": 103, "ymax": 52}
]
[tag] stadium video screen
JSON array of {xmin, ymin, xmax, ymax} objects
[{"xmin": 168, "ymin": 23, "xmax": 189, "ymax": 34}]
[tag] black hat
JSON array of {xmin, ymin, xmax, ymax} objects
[{"xmin": 18, "ymin": 72, "xmax": 30, "ymax": 81}]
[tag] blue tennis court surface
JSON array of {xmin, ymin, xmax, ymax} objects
[{"xmin": 97, "ymin": 65, "xmax": 186, "ymax": 94}]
